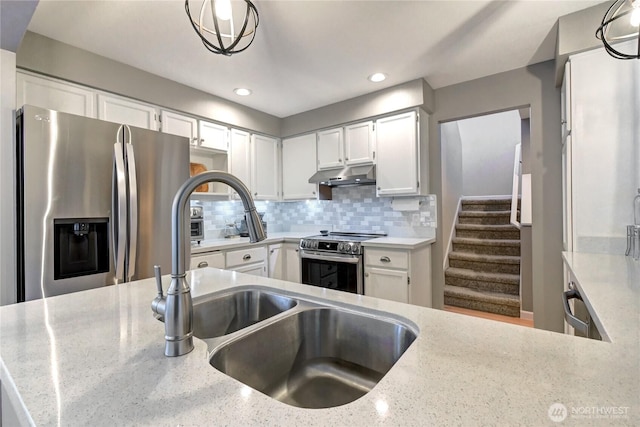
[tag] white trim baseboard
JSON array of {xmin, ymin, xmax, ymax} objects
[
  {"xmin": 443, "ymin": 197, "xmax": 462, "ymax": 270},
  {"xmin": 520, "ymin": 310, "xmax": 533, "ymax": 321}
]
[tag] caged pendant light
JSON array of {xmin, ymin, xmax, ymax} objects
[
  {"xmin": 596, "ymin": 0, "xmax": 640, "ymax": 59},
  {"xmin": 185, "ymin": 0, "xmax": 259, "ymax": 56}
]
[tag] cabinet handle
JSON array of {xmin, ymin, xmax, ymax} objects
[
  {"xmin": 200, "ymin": 138, "xmax": 205, "ymax": 143},
  {"xmin": 380, "ymin": 256, "xmax": 391, "ymax": 263},
  {"xmin": 243, "ymin": 254, "xmax": 252, "ymax": 261},
  {"xmin": 377, "ymin": 186, "xmax": 381, "ymax": 190},
  {"xmin": 295, "ymin": 249, "xmax": 299, "ymax": 252},
  {"xmin": 270, "ymin": 249, "xmax": 274, "ymax": 254},
  {"xmin": 365, "ymin": 272, "xmax": 369, "ymax": 277},
  {"xmin": 191, "ymin": 137, "xmax": 198, "ymax": 145},
  {"xmin": 338, "ymin": 158, "xmax": 342, "ymax": 162},
  {"xmin": 345, "ymin": 157, "xmax": 349, "ymax": 161},
  {"xmin": 312, "ymin": 191, "xmax": 316, "ymax": 195},
  {"xmin": 254, "ymin": 192, "xmax": 258, "ymax": 196},
  {"xmin": 197, "ymin": 261, "xmax": 208, "ymax": 268}
]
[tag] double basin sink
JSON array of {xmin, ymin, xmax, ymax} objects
[{"xmin": 178, "ymin": 286, "xmax": 418, "ymax": 409}]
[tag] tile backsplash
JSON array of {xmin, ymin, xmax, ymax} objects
[{"xmin": 194, "ymin": 185, "xmax": 437, "ymax": 239}]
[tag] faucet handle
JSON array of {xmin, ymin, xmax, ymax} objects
[{"xmin": 154, "ymin": 265, "xmax": 164, "ymax": 298}]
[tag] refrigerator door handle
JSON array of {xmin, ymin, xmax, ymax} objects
[
  {"xmin": 125, "ymin": 132, "xmax": 138, "ymax": 282},
  {"xmin": 113, "ymin": 141, "xmax": 128, "ymax": 283}
]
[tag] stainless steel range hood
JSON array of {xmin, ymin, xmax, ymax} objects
[{"xmin": 308, "ymin": 164, "xmax": 376, "ymax": 186}]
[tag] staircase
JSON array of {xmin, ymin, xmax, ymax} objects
[{"xmin": 444, "ymin": 198, "xmax": 521, "ymax": 317}]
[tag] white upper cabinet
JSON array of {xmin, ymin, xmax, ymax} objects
[
  {"xmin": 17, "ymin": 72, "xmax": 96, "ymax": 118},
  {"xmin": 344, "ymin": 121, "xmax": 375, "ymax": 165},
  {"xmin": 282, "ymin": 134, "xmax": 317, "ymax": 200},
  {"xmin": 97, "ymin": 94, "xmax": 158, "ymax": 130},
  {"xmin": 229, "ymin": 128, "xmax": 252, "ymax": 196},
  {"xmin": 375, "ymin": 110, "xmax": 428, "ymax": 197},
  {"xmin": 317, "ymin": 127, "xmax": 344, "ymax": 170},
  {"xmin": 160, "ymin": 110, "xmax": 198, "ymax": 144},
  {"xmin": 199, "ymin": 120, "xmax": 229, "ymax": 151},
  {"xmin": 252, "ymin": 134, "xmax": 280, "ymax": 200}
]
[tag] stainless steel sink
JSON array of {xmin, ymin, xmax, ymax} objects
[
  {"xmin": 209, "ymin": 307, "xmax": 417, "ymax": 408},
  {"xmin": 192, "ymin": 289, "xmax": 297, "ymax": 339}
]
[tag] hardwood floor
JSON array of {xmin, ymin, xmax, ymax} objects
[{"xmin": 443, "ymin": 305, "xmax": 534, "ymax": 328}]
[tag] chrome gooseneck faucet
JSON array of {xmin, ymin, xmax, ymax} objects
[{"xmin": 152, "ymin": 171, "xmax": 266, "ymax": 357}]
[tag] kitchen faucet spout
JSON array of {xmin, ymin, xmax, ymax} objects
[{"xmin": 151, "ymin": 171, "xmax": 266, "ymax": 357}]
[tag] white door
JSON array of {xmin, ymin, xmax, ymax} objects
[
  {"xmin": 344, "ymin": 121, "xmax": 375, "ymax": 165},
  {"xmin": 375, "ymin": 111, "xmax": 418, "ymax": 196},
  {"xmin": 283, "ymin": 243, "xmax": 301, "ymax": 283},
  {"xmin": 268, "ymin": 244, "xmax": 283, "ymax": 280},
  {"xmin": 161, "ymin": 110, "xmax": 198, "ymax": 145},
  {"xmin": 17, "ymin": 72, "xmax": 96, "ymax": 118},
  {"xmin": 317, "ymin": 128, "xmax": 344, "ymax": 169},
  {"xmin": 97, "ymin": 94, "xmax": 158, "ymax": 130},
  {"xmin": 229, "ymin": 128, "xmax": 252, "ymax": 197},
  {"xmin": 199, "ymin": 120, "xmax": 228, "ymax": 151},
  {"xmin": 365, "ymin": 267, "xmax": 409, "ymax": 303},
  {"xmin": 231, "ymin": 262, "xmax": 267, "ymax": 277},
  {"xmin": 252, "ymin": 134, "xmax": 280, "ymax": 200},
  {"xmin": 282, "ymin": 134, "xmax": 318, "ymax": 200}
]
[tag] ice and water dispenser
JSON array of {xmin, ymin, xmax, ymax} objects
[{"xmin": 53, "ymin": 218, "xmax": 109, "ymax": 280}]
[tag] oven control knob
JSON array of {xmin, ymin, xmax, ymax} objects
[
  {"xmin": 337, "ymin": 242, "xmax": 345, "ymax": 252},
  {"xmin": 352, "ymin": 243, "xmax": 361, "ymax": 254},
  {"xmin": 311, "ymin": 241, "xmax": 318, "ymax": 250},
  {"xmin": 300, "ymin": 240, "xmax": 306, "ymax": 249}
]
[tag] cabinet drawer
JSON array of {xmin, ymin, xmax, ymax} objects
[
  {"xmin": 365, "ymin": 248, "xmax": 409, "ymax": 269},
  {"xmin": 190, "ymin": 251, "xmax": 225, "ymax": 270},
  {"xmin": 226, "ymin": 246, "xmax": 266, "ymax": 268}
]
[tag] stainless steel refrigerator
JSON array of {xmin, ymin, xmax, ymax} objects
[{"xmin": 16, "ymin": 105, "xmax": 190, "ymax": 302}]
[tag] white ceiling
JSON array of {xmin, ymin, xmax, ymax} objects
[{"xmin": 26, "ymin": 0, "xmax": 606, "ymax": 118}]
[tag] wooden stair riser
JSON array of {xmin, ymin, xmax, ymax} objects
[
  {"xmin": 456, "ymin": 228, "xmax": 521, "ymax": 240},
  {"xmin": 458, "ymin": 214, "xmax": 511, "ymax": 226},
  {"xmin": 445, "ymin": 274, "xmax": 519, "ymax": 295},
  {"xmin": 449, "ymin": 258, "xmax": 520, "ymax": 275},
  {"xmin": 452, "ymin": 241, "xmax": 521, "ymax": 256},
  {"xmin": 444, "ymin": 295, "xmax": 520, "ymax": 317}
]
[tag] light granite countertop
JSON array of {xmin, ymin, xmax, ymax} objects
[
  {"xmin": 1, "ymin": 253, "xmax": 638, "ymax": 426},
  {"xmin": 191, "ymin": 232, "xmax": 435, "ymax": 254}
]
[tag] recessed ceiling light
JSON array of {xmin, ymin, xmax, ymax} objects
[
  {"xmin": 368, "ymin": 73, "xmax": 387, "ymax": 82},
  {"xmin": 234, "ymin": 88, "xmax": 252, "ymax": 96}
]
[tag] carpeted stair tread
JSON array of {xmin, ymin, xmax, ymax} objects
[
  {"xmin": 456, "ymin": 223, "xmax": 520, "ymax": 232},
  {"xmin": 458, "ymin": 210, "xmax": 511, "ymax": 217},
  {"xmin": 452, "ymin": 237, "xmax": 521, "ymax": 247},
  {"xmin": 445, "ymin": 267, "xmax": 520, "ymax": 284},
  {"xmin": 448, "ymin": 252, "xmax": 521, "ymax": 265},
  {"xmin": 444, "ymin": 285, "xmax": 520, "ymax": 307}
]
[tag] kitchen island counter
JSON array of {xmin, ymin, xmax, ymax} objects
[{"xmin": 1, "ymin": 253, "xmax": 638, "ymax": 426}]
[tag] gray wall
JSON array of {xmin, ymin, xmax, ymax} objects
[
  {"xmin": 520, "ymin": 118, "xmax": 533, "ymax": 313},
  {"xmin": 458, "ymin": 110, "xmax": 521, "ymax": 197},
  {"xmin": 429, "ymin": 61, "xmax": 564, "ymax": 332},
  {"xmin": 17, "ymin": 32, "xmax": 281, "ymax": 136},
  {"xmin": 281, "ymin": 78, "xmax": 435, "ymax": 137},
  {"xmin": 440, "ymin": 121, "xmax": 464, "ymax": 265}
]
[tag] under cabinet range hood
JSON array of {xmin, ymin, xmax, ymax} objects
[{"xmin": 308, "ymin": 164, "xmax": 376, "ymax": 186}]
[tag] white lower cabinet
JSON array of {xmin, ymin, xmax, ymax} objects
[
  {"xmin": 364, "ymin": 245, "xmax": 432, "ymax": 307},
  {"xmin": 268, "ymin": 242, "xmax": 300, "ymax": 282},
  {"xmin": 226, "ymin": 245, "xmax": 267, "ymax": 277},
  {"xmin": 190, "ymin": 251, "xmax": 225, "ymax": 270}
]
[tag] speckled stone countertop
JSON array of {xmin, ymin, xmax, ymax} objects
[
  {"xmin": 192, "ymin": 232, "xmax": 435, "ymax": 254},
  {"xmin": 1, "ymin": 253, "xmax": 638, "ymax": 426}
]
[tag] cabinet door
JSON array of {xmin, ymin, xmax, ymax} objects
[
  {"xmin": 344, "ymin": 121, "xmax": 375, "ymax": 165},
  {"xmin": 161, "ymin": 110, "xmax": 198, "ymax": 145},
  {"xmin": 365, "ymin": 267, "xmax": 409, "ymax": 303},
  {"xmin": 375, "ymin": 111, "xmax": 419, "ymax": 196},
  {"xmin": 229, "ymin": 128, "xmax": 252, "ymax": 197},
  {"xmin": 317, "ymin": 128, "xmax": 344, "ymax": 169},
  {"xmin": 190, "ymin": 252, "xmax": 225, "ymax": 269},
  {"xmin": 283, "ymin": 243, "xmax": 301, "ymax": 283},
  {"xmin": 17, "ymin": 72, "xmax": 96, "ymax": 118},
  {"xmin": 97, "ymin": 94, "xmax": 158, "ymax": 130},
  {"xmin": 199, "ymin": 120, "xmax": 229, "ymax": 151},
  {"xmin": 230, "ymin": 262, "xmax": 267, "ymax": 277},
  {"xmin": 268, "ymin": 244, "xmax": 283, "ymax": 280},
  {"xmin": 252, "ymin": 134, "xmax": 280, "ymax": 200},
  {"xmin": 561, "ymin": 61, "xmax": 572, "ymax": 140},
  {"xmin": 282, "ymin": 134, "xmax": 317, "ymax": 200}
]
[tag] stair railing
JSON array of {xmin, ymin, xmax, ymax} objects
[{"xmin": 510, "ymin": 143, "xmax": 522, "ymax": 229}]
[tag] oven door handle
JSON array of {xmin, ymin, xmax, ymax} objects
[{"xmin": 300, "ymin": 251, "xmax": 361, "ymax": 264}]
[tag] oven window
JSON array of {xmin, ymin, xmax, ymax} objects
[{"xmin": 301, "ymin": 257, "xmax": 358, "ymax": 294}]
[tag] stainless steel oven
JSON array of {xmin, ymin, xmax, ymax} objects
[
  {"xmin": 299, "ymin": 232, "xmax": 385, "ymax": 294},
  {"xmin": 190, "ymin": 205, "xmax": 204, "ymax": 243}
]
